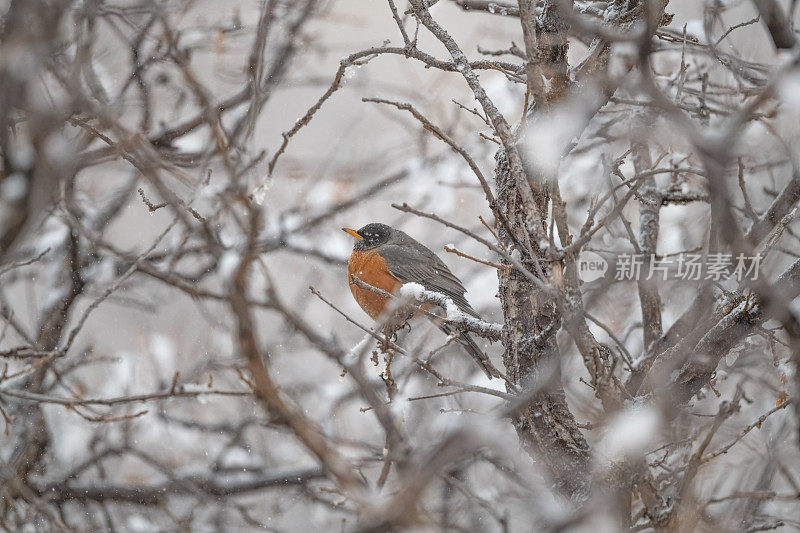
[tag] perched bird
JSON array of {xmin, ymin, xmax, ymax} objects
[{"xmin": 342, "ymin": 223, "xmax": 496, "ymax": 379}]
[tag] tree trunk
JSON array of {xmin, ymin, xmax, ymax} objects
[{"xmin": 495, "ymin": 148, "xmax": 591, "ymax": 498}]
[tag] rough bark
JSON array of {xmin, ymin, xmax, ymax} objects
[
  {"xmin": 631, "ymin": 136, "xmax": 663, "ymax": 351},
  {"xmin": 495, "ymin": 148, "xmax": 591, "ymax": 498}
]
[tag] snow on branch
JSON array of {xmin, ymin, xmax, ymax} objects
[{"xmin": 349, "ymin": 275, "xmax": 503, "ymax": 341}]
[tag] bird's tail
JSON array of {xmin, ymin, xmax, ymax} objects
[{"xmin": 436, "ymin": 322, "xmax": 499, "ymax": 380}]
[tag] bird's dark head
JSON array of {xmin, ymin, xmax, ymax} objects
[{"xmin": 342, "ymin": 223, "xmax": 393, "ymax": 251}]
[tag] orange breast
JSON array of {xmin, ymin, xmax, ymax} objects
[{"xmin": 348, "ymin": 250, "xmax": 402, "ymax": 319}]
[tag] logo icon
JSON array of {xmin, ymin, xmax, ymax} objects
[{"xmin": 577, "ymin": 251, "xmax": 608, "ymax": 282}]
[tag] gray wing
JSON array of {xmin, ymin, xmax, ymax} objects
[{"xmin": 380, "ymin": 234, "xmax": 480, "ymax": 319}]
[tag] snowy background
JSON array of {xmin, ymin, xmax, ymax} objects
[{"xmin": 1, "ymin": 0, "xmax": 800, "ymax": 531}]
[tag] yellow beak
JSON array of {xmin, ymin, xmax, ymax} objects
[{"xmin": 342, "ymin": 228, "xmax": 364, "ymax": 240}]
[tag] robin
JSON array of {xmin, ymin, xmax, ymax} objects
[{"xmin": 342, "ymin": 223, "xmax": 497, "ymax": 379}]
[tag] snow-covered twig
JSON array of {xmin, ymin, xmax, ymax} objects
[{"xmin": 349, "ymin": 275, "xmax": 503, "ymax": 341}]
